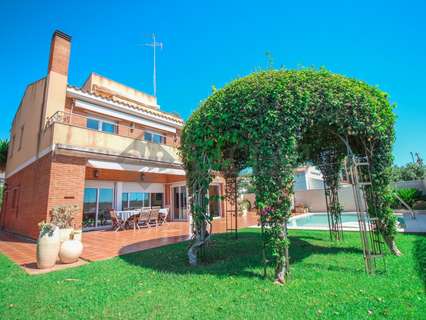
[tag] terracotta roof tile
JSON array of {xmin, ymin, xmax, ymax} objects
[{"xmin": 67, "ymin": 85, "xmax": 184, "ymax": 125}]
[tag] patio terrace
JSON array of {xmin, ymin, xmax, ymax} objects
[{"xmin": 0, "ymin": 213, "xmax": 259, "ymax": 274}]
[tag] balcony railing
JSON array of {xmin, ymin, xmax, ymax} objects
[{"xmin": 46, "ymin": 111, "xmax": 179, "ymax": 148}]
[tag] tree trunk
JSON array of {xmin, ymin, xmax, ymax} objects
[
  {"xmin": 188, "ymin": 240, "xmax": 201, "ymax": 266},
  {"xmin": 384, "ymin": 234, "xmax": 402, "ymax": 256},
  {"xmin": 274, "ymin": 222, "xmax": 288, "ymax": 285},
  {"xmin": 188, "ymin": 220, "xmax": 210, "ymax": 265}
]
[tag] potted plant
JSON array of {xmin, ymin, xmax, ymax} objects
[
  {"xmin": 36, "ymin": 221, "xmax": 60, "ymax": 269},
  {"xmin": 59, "ymin": 230, "xmax": 83, "ymax": 264},
  {"xmin": 50, "ymin": 205, "xmax": 79, "ymax": 243},
  {"xmin": 239, "ymin": 199, "xmax": 251, "ymax": 216}
]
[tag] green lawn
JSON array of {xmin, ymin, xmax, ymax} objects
[{"xmin": 0, "ymin": 229, "xmax": 425, "ymax": 320}]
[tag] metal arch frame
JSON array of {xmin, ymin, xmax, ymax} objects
[{"xmin": 336, "ymin": 134, "xmax": 386, "ymax": 275}]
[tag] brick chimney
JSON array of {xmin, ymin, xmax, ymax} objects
[
  {"xmin": 47, "ymin": 30, "xmax": 71, "ymax": 76},
  {"xmin": 42, "ymin": 30, "xmax": 72, "ymax": 123}
]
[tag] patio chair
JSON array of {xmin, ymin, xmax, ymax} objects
[
  {"xmin": 126, "ymin": 213, "xmax": 141, "ymax": 230},
  {"xmin": 138, "ymin": 209, "xmax": 151, "ymax": 228},
  {"xmin": 158, "ymin": 208, "xmax": 169, "ymax": 225},
  {"xmin": 110, "ymin": 210, "xmax": 126, "ymax": 232},
  {"xmin": 149, "ymin": 209, "xmax": 160, "ymax": 227}
]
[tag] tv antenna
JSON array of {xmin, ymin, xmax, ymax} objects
[{"xmin": 144, "ymin": 33, "xmax": 163, "ymax": 97}]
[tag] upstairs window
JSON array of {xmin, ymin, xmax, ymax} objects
[
  {"xmin": 144, "ymin": 131, "xmax": 166, "ymax": 144},
  {"xmin": 86, "ymin": 117, "xmax": 117, "ymax": 134}
]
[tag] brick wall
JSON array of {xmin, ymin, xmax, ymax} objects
[
  {"xmin": 47, "ymin": 155, "xmax": 86, "ymax": 230},
  {"xmin": 1, "ymin": 154, "xmax": 52, "ymax": 238},
  {"xmin": 1, "ymin": 153, "xmax": 86, "ymax": 239}
]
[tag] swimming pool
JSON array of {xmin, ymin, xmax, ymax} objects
[{"xmin": 288, "ymin": 212, "xmax": 406, "ymax": 230}]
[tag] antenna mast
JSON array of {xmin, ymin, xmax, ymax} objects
[{"xmin": 145, "ymin": 33, "xmax": 163, "ymax": 97}]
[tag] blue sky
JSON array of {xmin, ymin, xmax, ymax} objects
[{"xmin": 0, "ymin": 0, "xmax": 424, "ymax": 165}]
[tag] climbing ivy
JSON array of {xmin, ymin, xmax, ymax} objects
[{"xmin": 180, "ymin": 68, "xmax": 399, "ymax": 284}]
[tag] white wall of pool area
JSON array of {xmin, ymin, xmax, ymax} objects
[
  {"xmin": 294, "ymin": 185, "xmax": 366, "ymax": 212},
  {"xmin": 285, "ymin": 212, "xmax": 426, "ymax": 233}
]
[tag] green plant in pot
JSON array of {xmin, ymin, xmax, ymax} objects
[
  {"xmin": 36, "ymin": 221, "xmax": 60, "ymax": 269},
  {"xmin": 50, "ymin": 205, "xmax": 79, "ymax": 243}
]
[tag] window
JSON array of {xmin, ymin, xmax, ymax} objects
[
  {"xmin": 87, "ymin": 118, "xmax": 99, "ymax": 130},
  {"xmin": 121, "ymin": 192, "xmax": 129, "ymax": 211},
  {"xmin": 144, "ymin": 131, "xmax": 166, "ymax": 144},
  {"xmin": 122, "ymin": 192, "xmax": 149, "ymax": 209},
  {"xmin": 83, "ymin": 187, "xmax": 114, "ymax": 228},
  {"xmin": 102, "ymin": 121, "xmax": 117, "ymax": 133},
  {"xmin": 151, "ymin": 193, "xmax": 164, "ymax": 207},
  {"xmin": 18, "ymin": 126, "xmax": 24, "ymax": 151},
  {"xmin": 86, "ymin": 117, "xmax": 117, "ymax": 134}
]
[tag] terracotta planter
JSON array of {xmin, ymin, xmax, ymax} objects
[
  {"xmin": 59, "ymin": 239, "xmax": 83, "ymax": 264},
  {"xmin": 37, "ymin": 226, "xmax": 60, "ymax": 269}
]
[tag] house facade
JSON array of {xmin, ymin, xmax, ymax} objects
[
  {"xmin": 294, "ymin": 166, "xmax": 324, "ymax": 191},
  {"xmin": 0, "ymin": 30, "xmax": 225, "ymax": 239}
]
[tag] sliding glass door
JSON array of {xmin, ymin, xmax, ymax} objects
[
  {"xmin": 173, "ymin": 185, "xmax": 187, "ymax": 220},
  {"xmin": 83, "ymin": 187, "xmax": 114, "ymax": 228}
]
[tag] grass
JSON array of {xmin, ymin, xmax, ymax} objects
[{"xmin": 0, "ymin": 229, "xmax": 425, "ymax": 319}]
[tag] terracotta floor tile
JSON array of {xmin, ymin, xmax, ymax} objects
[{"xmin": 0, "ymin": 213, "xmax": 259, "ymax": 273}]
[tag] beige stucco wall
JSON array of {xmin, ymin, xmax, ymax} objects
[
  {"xmin": 83, "ymin": 73, "xmax": 158, "ymax": 108},
  {"xmin": 51, "ymin": 122, "xmax": 181, "ymax": 164},
  {"xmin": 6, "ymin": 79, "xmax": 47, "ymax": 176},
  {"xmin": 42, "ymin": 71, "xmax": 67, "ymax": 123}
]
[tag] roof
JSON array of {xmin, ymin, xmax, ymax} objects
[{"xmin": 67, "ymin": 85, "xmax": 184, "ymax": 126}]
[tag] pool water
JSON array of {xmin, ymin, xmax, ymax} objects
[{"xmin": 288, "ymin": 213, "xmax": 405, "ymax": 229}]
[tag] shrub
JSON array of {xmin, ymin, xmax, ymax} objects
[
  {"xmin": 413, "ymin": 200, "xmax": 426, "ymax": 210},
  {"xmin": 239, "ymin": 199, "xmax": 251, "ymax": 212},
  {"xmin": 391, "ymin": 188, "xmax": 423, "ymax": 208},
  {"xmin": 50, "ymin": 205, "xmax": 79, "ymax": 229}
]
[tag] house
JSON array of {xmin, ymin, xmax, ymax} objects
[
  {"xmin": 0, "ymin": 30, "xmax": 225, "ymax": 239},
  {"xmin": 294, "ymin": 166, "xmax": 324, "ymax": 191}
]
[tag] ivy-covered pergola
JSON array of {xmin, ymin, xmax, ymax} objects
[{"xmin": 180, "ymin": 69, "xmax": 399, "ymax": 284}]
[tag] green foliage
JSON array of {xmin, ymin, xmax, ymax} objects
[
  {"xmin": 37, "ymin": 221, "xmax": 56, "ymax": 237},
  {"xmin": 413, "ymin": 200, "xmax": 426, "ymax": 210},
  {"xmin": 180, "ymin": 68, "xmax": 398, "ymax": 280},
  {"xmin": 391, "ymin": 188, "xmax": 423, "ymax": 208},
  {"xmin": 0, "ymin": 230, "xmax": 424, "ymax": 319},
  {"xmin": 392, "ymin": 162, "xmax": 425, "ymax": 181},
  {"xmin": 238, "ymin": 175, "xmax": 255, "ymax": 194},
  {"xmin": 239, "ymin": 199, "xmax": 251, "ymax": 211},
  {"xmin": 0, "ymin": 139, "xmax": 8, "ymax": 171},
  {"xmin": 50, "ymin": 205, "xmax": 79, "ymax": 229}
]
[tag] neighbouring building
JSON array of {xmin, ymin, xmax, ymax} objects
[
  {"xmin": 294, "ymin": 166, "xmax": 324, "ymax": 191},
  {"xmin": 0, "ymin": 30, "xmax": 225, "ymax": 239}
]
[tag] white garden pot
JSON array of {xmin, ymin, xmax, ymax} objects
[
  {"xmin": 59, "ymin": 228, "xmax": 74, "ymax": 243},
  {"xmin": 59, "ymin": 239, "xmax": 83, "ymax": 264},
  {"xmin": 37, "ymin": 226, "xmax": 60, "ymax": 269}
]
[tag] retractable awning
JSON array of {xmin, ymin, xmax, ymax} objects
[{"xmin": 87, "ymin": 159, "xmax": 185, "ymax": 176}]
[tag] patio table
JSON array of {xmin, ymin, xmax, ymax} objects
[
  {"xmin": 159, "ymin": 208, "xmax": 168, "ymax": 215},
  {"xmin": 116, "ymin": 210, "xmax": 140, "ymax": 222}
]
